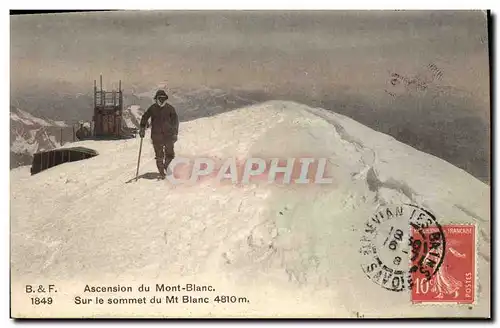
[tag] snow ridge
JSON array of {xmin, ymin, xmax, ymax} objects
[{"xmin": 10, "ymin": 101, "xmax": 490, "ymax": 318}]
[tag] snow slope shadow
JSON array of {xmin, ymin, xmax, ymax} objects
[{"xmin": 125, "ymin": 172, "xmax": 162, "ymax": 183}]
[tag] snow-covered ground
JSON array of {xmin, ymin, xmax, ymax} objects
[{"xmin": 10, "ymin": 101, "xmax": 490, "ymax": 318}]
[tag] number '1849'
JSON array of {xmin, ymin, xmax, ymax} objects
[{"xmin": 30, "ymin": 297, "xmax": 53, "ymax": 305}]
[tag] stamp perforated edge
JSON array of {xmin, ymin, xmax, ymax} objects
[{"xmin": 410, "ymin": 223, "xmax": 478, "ymax": 306}]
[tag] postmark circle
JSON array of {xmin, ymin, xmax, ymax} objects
[{"xmin": 359, "ymin": 204, "xmax": 446, "ymax": 292}]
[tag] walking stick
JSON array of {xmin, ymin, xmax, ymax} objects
[{"xmin": 135, "ymin": 136, "xmax": 144, "ymax": 182}]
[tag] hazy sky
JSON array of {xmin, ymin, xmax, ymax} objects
[{"xmin": 11, "ymin": 10, "xmax": 489, "ymax": 100}]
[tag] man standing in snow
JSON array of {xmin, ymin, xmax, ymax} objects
[{"xmin": 139, "ymin": 90, "xmax": 179, "ymax": 179}]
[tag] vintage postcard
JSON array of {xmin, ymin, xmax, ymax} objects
[{"xmin": 10, "ymin": 10, "xmax": 491, "ymax": 318}]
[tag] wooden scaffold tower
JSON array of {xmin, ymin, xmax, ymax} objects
[{"xmin": 93, "ymin": 75, "xmax": 123, "ymax": 138}]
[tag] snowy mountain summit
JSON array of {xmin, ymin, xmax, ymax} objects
[
  {"xmin": 11, "ymin": 101, "xmax": 490, "ymax": 318},
  {"xmin": 10, "ymin": 107, "xmax": 68, "ymax": 154}
]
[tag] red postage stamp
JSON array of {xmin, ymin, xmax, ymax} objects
[{"xmin": 411, "ymin": 224, "xmax": 475, "ymax": 304}]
